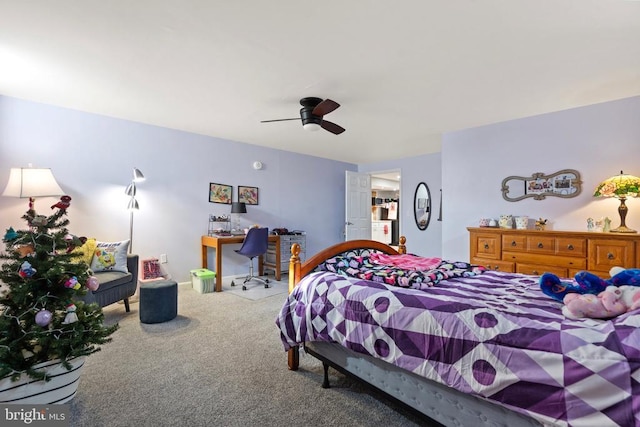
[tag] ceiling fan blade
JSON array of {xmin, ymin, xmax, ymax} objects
[
  {"xmin": 312, "ymin": 99, "xmax": 340, "ymax": 116},
  {"xmin": 321, "ymin": 120, "xmax": 345, "ymax": 135},
  {"xmin": 260, "ymin": 118, "xmax": 299, "ymax": 123}
]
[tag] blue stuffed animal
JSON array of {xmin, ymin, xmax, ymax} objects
[{"xmin": 540, "ymin": 267, "xmax": 640, "ymax": 302}]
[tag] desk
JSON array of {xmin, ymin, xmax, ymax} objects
[{"xmin": 201, "ymin": 235, "xmax": 281, "ymax": 292}]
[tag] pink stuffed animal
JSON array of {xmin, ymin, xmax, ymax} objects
[{"xmin": 563, "ymin": 285, "xmax": 640, "ymax": 319}]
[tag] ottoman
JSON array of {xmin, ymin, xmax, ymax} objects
[{"xmin": 139, "ymin": 280, "xmax": 178, "ymax": 324}]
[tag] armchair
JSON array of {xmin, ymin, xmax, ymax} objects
[{"xmin": 82, "ymin": 254, "xmax": 139, "ymax": 312}]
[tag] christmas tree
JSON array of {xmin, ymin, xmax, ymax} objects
[{"xmin": 0, "ymin": 198, "xmax": 117, "ymax": 381}]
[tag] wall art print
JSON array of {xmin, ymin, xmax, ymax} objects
[
  {"xmin": 209, "ymin": 183, "xmax": 232, "ymax": 204},
  {"xmin": 238, "ymin": 186, "xmax": 259, "ymax": 205}
]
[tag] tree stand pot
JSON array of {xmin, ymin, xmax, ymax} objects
[{"xmin": 0, "ymin": 356, "xmax": 85, "ymax": 404}]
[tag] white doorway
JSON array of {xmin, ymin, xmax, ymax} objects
[
  {"xmin": 370, "ymin": 170, "xmax": 401, "ymax": 246},
  {"xmin": 345, "ymin": 170, "xmax": 401, "ymax": 243}
]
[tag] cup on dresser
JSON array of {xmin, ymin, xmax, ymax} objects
[
  {"xmin": 515, "ymin": 216, "xmax": 529, "ymax": 230},
  {"xmin": 479, "ymin": 218, "xmax": 491, "ymax": 227},
  {"xmin": 499, "ymin": 215, "xmax": 513, "ymax": 229}
]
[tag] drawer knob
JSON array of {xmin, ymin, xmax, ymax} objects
[
  {"xmin": 537, "ymin": 242, "xmax": 544, "ymax": 248},
  {"xmin": 494, "ymin": 266, "xmax": 500, "ymax": 271},
  {"xmin": 511, "ymin": 241, "xmax": 517, "ymax": 247},
  {"xmin": 567, "ymin": 244, "xmax": 574, "ymax": 250},
  {"xmin": 532, "ymin": 270, "xmax": 539, "ymax": 275},
  {"xmin": 484, "ymin": 243, "xmax": 489, "ymax": 249},
  {"xmin": 608, "ymin": 252, "xmax": 615, "ymax": 260}
]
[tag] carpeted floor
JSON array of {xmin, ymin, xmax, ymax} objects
[{"xmin": 68, "ymin": 278, "xmax": 427, "ymax": 427}]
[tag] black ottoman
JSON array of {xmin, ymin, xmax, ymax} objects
[{"xmin": 139, "ymin": 280, "xmax": 178, "ymax": 324}]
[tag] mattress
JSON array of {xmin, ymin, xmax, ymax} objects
[{"xmin": 276, "ymin": 269, "xmax": 640, "ymax": 426}]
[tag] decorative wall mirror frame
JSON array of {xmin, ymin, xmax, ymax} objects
[
  {"xmin": 501, "ymin": 169, "xmax": 582, "ymax": 202},
  {"xmin": 414, "ymin": 182, "xmax": 431, "ymax": 230}
]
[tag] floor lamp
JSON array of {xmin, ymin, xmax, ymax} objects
[
  {"xmin": 125, "ymin": 168, "xmax": 145, "ymax": 253},
  {"xmin": 2, "ymin": 166, "xmax": 65, "ymax": 210},
  {"xmin": 123, "ymin": 168, "xmax": 145, "ymax": 303}
]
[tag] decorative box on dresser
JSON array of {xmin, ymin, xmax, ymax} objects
[
  {"xmin": 266, "ymin": 234, "xmax": 306, "ymax": 274},
  {"xmin": 468, "ymin": 227, "xmax": 640, "ymax": 278}
]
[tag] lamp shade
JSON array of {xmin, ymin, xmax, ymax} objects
[
  {"xmin": 125, "ymin": 182, "xmax": 137, "ymax": 197},
  {"xmin": 594, "ymin": 171, "xmax": 640, "ymax": 233},
  {"xmin": 594, "ymin": 171, "xmax": 640, "ymax": 199},
  {"xmin": 132, "ymin": 168, "xmax": 145, "ymax": 182},
  {"xmin": 231, "ymin": 202, "xmax": 247, "ymax": 214},
  {"xmin": 2, "ymin": 168, "xmax": 64, "ymax": 198},
  {"xmin": 127, "ymin": 198, "xmax": 139, "ymax": 211}
]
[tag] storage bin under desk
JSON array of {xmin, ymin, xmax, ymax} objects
[{"xmin": 266, "ymin": 234, "xmax": 306, "ymax": 274}]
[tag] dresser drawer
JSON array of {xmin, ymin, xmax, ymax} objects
[
  {"xmin": 555, "ymin": 237, "xmax": 586, "ymax": 257},
  {"xmin": 588, "ymin": 239, "xmax": 635, "ymax": 271},
  {"xmin": 502, "ymin": 235, "xmax": 526, "ymax": 252},
  {"xmin": 526, "ymin": 236, "xmax": 555, "ymax": 254},
  {"xmin": 502, "ymin": 252, "xmax": 586, "ymax": 270},
  {"xmin": 472, "ymin": 257, "xmax": 514, "ymax": 272},
  {"xmin": 473, "ymin": 234, "xmax": 502, "ymax": 259},
  {"xmin": 516, "ymin": 263, "xmax": 568, "ymax": 278}
]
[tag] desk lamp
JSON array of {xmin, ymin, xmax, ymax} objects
[
  {"xmin": 594, "ymin": 171, "xmax": 640, "ymax": 233},
  {"xmin": 231, "ymin": 202, "xmax": 247, "ymax": 232},
  {"xmin": 2, "ymin": 166, "xmax": 64, "ymax": 210}
]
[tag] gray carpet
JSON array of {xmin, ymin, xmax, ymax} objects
[{"xmin": 68, "ymin": 279, "xmax": 426, "ymax": 427}]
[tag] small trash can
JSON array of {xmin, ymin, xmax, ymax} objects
[{"xmin": 190, "ymin": 269, "xmax": 216, "ymax": 293}]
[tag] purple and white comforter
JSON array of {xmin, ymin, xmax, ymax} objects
[{"xmin": 276, "ymin": 270, "xmax": 640, "ymax": 427}]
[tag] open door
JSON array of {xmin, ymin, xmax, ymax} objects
[{"xmin": 345, "ymin": 171, "xmax": 372, "ymax": 240}]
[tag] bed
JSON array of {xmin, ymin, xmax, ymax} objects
[{"xmin": 276, "ymin": 238, "xmax": 640, "ymax": 427}]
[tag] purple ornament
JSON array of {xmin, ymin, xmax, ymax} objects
[
  {"xmin": 86, "ymin": 275, "xmax": 100, "ymax": 291},
  {"xmin": 35, "ymin": 309, "xmax": 52, "ymax": 327}
]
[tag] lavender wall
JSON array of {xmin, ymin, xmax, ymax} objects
[
  {"xmin": 442, "ymin": 96, "xmax": 640, "ymax": 262},
  {"xmin": 0, "ymin": 96, "xmax": 355, "ymax": 282}
]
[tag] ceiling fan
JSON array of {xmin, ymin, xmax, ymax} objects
[{"xmin": 261, "ymin": 97, "xmax": 345, "ymax": 135}]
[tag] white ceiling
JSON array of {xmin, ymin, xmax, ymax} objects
[{"xmin": 1, "ymin": 1, "xmax": 639, "ymax": 164}]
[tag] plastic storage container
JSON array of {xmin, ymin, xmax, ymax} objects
[{"xmin": 190, "ymin": 269, "xmax": 216, "ymax": 294}]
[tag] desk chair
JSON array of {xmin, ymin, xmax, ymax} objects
[{"xmin": 231, "ymin": 227, "xmax": 270, "ymax": 291}]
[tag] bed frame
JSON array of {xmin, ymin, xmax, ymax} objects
[{"xmin": 286, "ymin": 238, "xmax": 541, "ymax": 427}]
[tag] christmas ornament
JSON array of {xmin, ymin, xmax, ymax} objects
[
  {"xmin": 64, "ymin": 233, "xmax": 87, "ymax": 253},
  {"xmin": 86, "ymin": 276, "xmax": 100, "ymax": 291},
  {"xmin": 31, "ymin": 215, "xmax": 47, "ymax": 226},
  {"xmin": 62, "ymin": 304, "xmax": 78, "ymax": 324},
  {"xmin": 16, "ymin": 244, "xmax": 35, "ymax": 258},
  {"xmin": 51, "ymin": 195, "xmax": 72, "ymax": 211},
  {"xmin": 18, "ymin": 261, "xmax": 37, "ymax": 278},
  {"xmin": 3, "ymin": 227, "xmax": 18, "ymax": 241},
  {"xmin": 35, "ymin": 309, "xmax": 53, "ymax": 327},
  {"xmin": 64, "ymin": 276, "xmax": 81, "ymax": 290}
]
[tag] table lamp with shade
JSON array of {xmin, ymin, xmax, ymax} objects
[
  {"xmin": 594, "ymin": 171, "xmax": 640, "ymax": 233},
  {"xmin": 230, "ymin": 202, "xmax": 247, "ymax": 232},
  {"xmin": 2, "ymin": 166, "xmax": 65, "ymax": 209}
]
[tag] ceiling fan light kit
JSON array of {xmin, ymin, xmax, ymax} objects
[{"xmin": 261, "ymin": 97, "xmax": 345, "ymax": 135}]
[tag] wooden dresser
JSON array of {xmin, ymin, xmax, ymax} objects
[{"xmin": 468, "ymin": 227, "xmax": 640, "ymax": 278}]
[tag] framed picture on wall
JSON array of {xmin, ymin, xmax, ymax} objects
[
  {"xmin": 238, "ymin": 186, "xmax": 259, "ymax": 205},
  {"xmin": 209, "ymin": 183, "xmax": 232, "ymax": 204}
]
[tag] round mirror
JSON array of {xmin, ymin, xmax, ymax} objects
[{"xmin": 414, "ymin": 182, "xmax": 431, "ymax": 230}]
